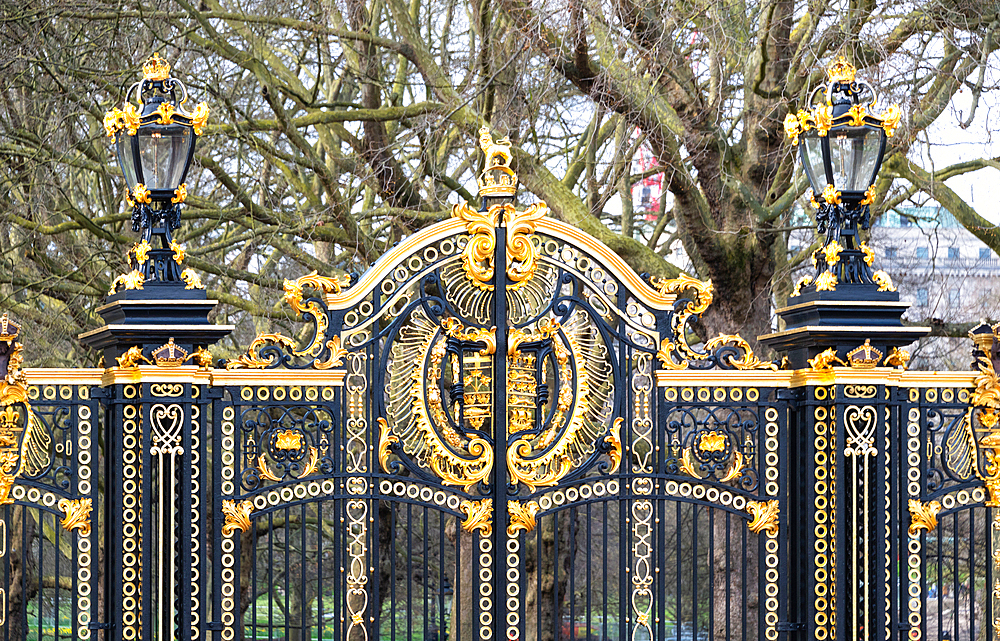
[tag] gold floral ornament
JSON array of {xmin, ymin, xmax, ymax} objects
[
  {"xmin": 507, "ymin": 500, "xmax": 540, "ymax": 536},
  {"xmin": 822, "ymin": 240, "xmax": 844, "ymax": 266},
  {"xmin": 859, "ymin": 185, "xmax": 877, "ymax": 206},
  {"xmin": 133, "ymin": 240, "xmax": 152, "ymax": 265},
  {"xmin": 227, "ymin": 271, "xmax": 351, "ymax": 369},
  {"xmin": 274, "ymin": 430, "xmax": 303, "ymax": 451},
  {"xmin": 221, "ymin": 499, "xmax": 254, "ymax": 535},
  {"xmin": 169, "ymin": 241, "xmax": 185, "ymax": 264},
  {"xmin": 0, "ymin": 316, "xmax": 50, "ymax": 505},
  {"xmin": 58, "ymin": 498, "xmax": 93, "ymax": 536},
  {"xmin": 859, "ymin": 242, "xmax": 875, "ymax": 266},
  {"xmin": 377, "ymin": 418, "xmax": 400, "ymax": 473},
  {"xmin": 451, "ymin": 202, "xmax": 547, "ymax": 291},
  {"xmin": 907, "ymin": 499, "xmax": 942, "ymax": 535},
  {"xmin": 171, "ymin": 184, "xmax": 187, "ymax": 204},
  {"xmin": 460, "ymin": 499, "xmax": 493, "ymax": 536},
  {"xmin": 745, "ymin": 499, "xmax": 780, "ymax": 536},
  {"xmin": 820, "ymin": 184, "xmax": 841, "ymax": 206},
  {"xmin": 154, "ymin": 102, "xmax": 175, "ymax": 125},
  {"xmin": 791, "ymin": 275, "xmax": 812, "ymax": 297}
]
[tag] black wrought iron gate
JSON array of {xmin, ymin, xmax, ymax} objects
[{"xmin": 1, "ymin": 129, "xmax": 999, "ymax": 641}]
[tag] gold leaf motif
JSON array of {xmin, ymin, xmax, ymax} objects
[
  {"xmin": 172, "ymin": 183, "xmax": 187, "ymax": 204},
  {"xmin": 823, "ymin": 240, "xmax": 844, "ymax": 267},
  {"xmin": 122, "ymin": 103, "xmax": 141, "ymax": 136},
  {"xmin": 377, "ymin": 417, "xmax": 399, "ymax": 474},
  {"xmin": 132, "ymin": 183, "xmax": 151, "ymax": 205},
  {"xmin": 507, "ymin": 500, "xmax": 540, "ymax": 536},
  {"xmin": 814, "ymin": 271, "xmax": 837, "ymax": 292},
  {"xmin": 57, "ymin": 498, "xmax": 92, "ymax": 536},
  {"xmin": 745, "ymin": 499, "xmax": 780, "ymax": 536},
  {"xmin": 704, "ymin": 334, "xmax": 779, "ymax": 371},
  {"xmin": 783, "ymin": 113, "xmax": 801, "ymax": 145},
  {"xmin": 154, "ymin": 102, "xmax": 175, "ymax": 125},
  {"xmin": 221, "ymin": 499, "xmax": 253, "ymax": 536},
  {"xmin": 605, "ymin": 418, "xmax": 623, "ymax": 474},
  {"xmin": 820, "ymin": 183, "xmax": 841, "ymax": 205},
  {"xmin": 108, "ymin": 270, "xmax": 145, "ymax": 295},
  {"xmin": 133, "ymin": 240, "xmax": 151, "ymax": 265},
  {"xmin": 859, "ymin": 242, "xmax": 875, "ymax": 266},
  {"xmin": 972, "ymin": 352, "xmax": 1000, "ymax": 410},
  {"xmin": 859, "ymin": 185, "xmax": 877, "ymax": 206},
  {"xmin": 452, "ymin": 202, "xmax": 497, "ymax": 290},
  {"xmin": 180, "ymin": 268, "xmax": 205, "ymax": 290},
  {"xmin": 792, "ymin": 275, "xmax": 812, "ymax": 297},
  {"xmin": 459, "ymin": 498, "xmax": 493, "ymax": 536},
  {"xmin": 872, "ymin": 270, "xmax": 895, "ymax": 292},
  {"xmin": 907, "ymin": 499, "xmax": 942, "ymax": 535},
  {"xmin": 226, "ymin": 333, "xmax": 296, "ymax": 370},
  {"xmin": 503, "ymin": 203, "xmax": 547, "ymax": 288},
  {"xmin": 719, "ymin": 451, "xmax": 745, "ymax": 483},
  {"xmin": 812, "ymin": 104, "xmax": 833, "ymax": 137},
  {"xmin": 168, "ymin": 241, "xmax": 185, "ymax": 265},
  {"xmin": 877, "ymin": 103, "xmax": 902, "ymax": 137},
  {"xmin": 846, "ymin": 103, "xmax": 867, "ymax": 127},
  {"xmin": 315, "ymin": 335, "xmax": 348, "ymax": 369},
  {"xmin": 103, "ymin": 107, "xmax": 124, "ymax": 137},
  {"xmin": 190, "ymin": 102, "xmax": 210, "ymax": 135}
]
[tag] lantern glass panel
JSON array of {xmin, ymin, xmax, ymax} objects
[
  {"xmin": 829, "ymin": 126, "xmax": 882, "ymax": 193},
  {"xmin": 115, "ymin": 133, "xmax": 139, "ymax": 189},
  {"xmin": 137, "ymin": 126, "xmax": 193, "ymax": 191},
  {"xmin": 800, "ymin": 136, "xmax": 827, "ymax": 194}
]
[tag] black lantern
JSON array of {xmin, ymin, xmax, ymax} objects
[
  {"xmin": 104, "ymin": 53, "xmax": 209, "ymax": 287},
  {"xmin": 785, "ymin": 57, "xmax": 901, "ymax": 294}
]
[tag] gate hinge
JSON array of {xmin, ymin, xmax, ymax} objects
[
  {"xmin": 207, "ymin": 622, "xmax": 225, "ymax": 631},
  {"xmin": 776, "ymin": 622, "xmax": 806, "ymax": 631},
  {"xmin": 88, "ymin": 622, "xmax": 112, "ymax": 631}
]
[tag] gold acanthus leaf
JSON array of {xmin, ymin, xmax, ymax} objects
[
  {"xmin": 181, "ymin": 268, "xmax": 205, "ymax": 290},
  {"xmin": 377, "ymin": 417, "xmax": 400, "ymax": 474},
  {"xmin": 221, "ymin": 499, "xmax": 254, "ymax": 536},
  {"xmin": 460, "ymin": 498, "xmax": 493, "ymax": 536},
  {"xmin": 605, "ymin": 418, "xmax": 623, "ymax": 475},
  {"xmin": 745, "ymin": 499, "xmax": 780, "ymax": 536},
  {"xmin": 108, "ymin": 270, "xmax": 145, "ymax": 295},
  {"xmin": 507, "ymin": 500, "xmax": 540, "ymax": 536},
  {"xmin": 907, "ymin": 499, "xmax": 942, "ymax": 535},
  {"xmin": 972, "ymin": 354, "xmax": 1000, "ymax": 410},
  {"xmin": 58, "ymin": 498, "xmax": 93, "ymax": 536}
]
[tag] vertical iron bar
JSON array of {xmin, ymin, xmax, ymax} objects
[{"xmin": 492, "ymin": 220, "xmax": 509, "ymax": 639}]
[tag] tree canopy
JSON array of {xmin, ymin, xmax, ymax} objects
[{"xmin": 1, "ymin": 0, "xmax": 998, "ymax": 365}]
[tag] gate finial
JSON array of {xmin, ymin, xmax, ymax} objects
[{"xmin": 477, "ymin": 126, "xmax": 518, "ymax": 197}]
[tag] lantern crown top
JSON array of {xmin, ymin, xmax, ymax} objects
[
  {"xmin": 477, "ymin": 126, "xmax": 518, "ymax": 198},
  {"xmin": 827, "ymin": 56, "xmax": 856, "ymax": 84},
  {"xmin": 142, "ymin": 53, "xmax": 171, "ymax": 82}
]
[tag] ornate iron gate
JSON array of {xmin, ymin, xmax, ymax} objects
[{"xmin": 1, "ymin": 130, "xmax": 999, "ymax": 641}]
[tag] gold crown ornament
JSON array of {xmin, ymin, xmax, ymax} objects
[
  {"xmin": 142, "ymin": 52, "xmax": 171, "ymax": 81},
  {"xmin": 847, "ymin": 339, "xmax": 883, "ymax": 369},
  {"xmin": 827, "ymin": 56, "xmax": 857, "ymax": 84},
  {"xmin": 151, "ymin": 338, "xmax": 189, "ymax": 367},
  {"xmin": 477, "ymin": 126, "xmax": 518, "ymax": 197}
]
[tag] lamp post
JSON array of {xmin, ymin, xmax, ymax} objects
[
  {"xmin": 103, "ymin": 52, "xmax": 209, "ymax": 288},
  {"xmin": 784, "ymin": 57, "xmax": 902, "ymax": 292}
]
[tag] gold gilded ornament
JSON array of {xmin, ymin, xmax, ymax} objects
[
  {"xmin": 700, "ymin": 431, "xmax": 726, "ymax": 452},
  {"xmin": 133, "ymin": 240, "xmax": 151, "ymax": 265},
  {"xmin": 808, "ymin": 347, "xmax": 845, "ymax": 371},
  {"xmin": 745, "ymin": 499, "xmax": 780, "ymax": 536},
  {"xmin": 827, "ymin": 56, "xmax": 857, "ymax": 83},
  {"xmin": 57, "ymin": 498, "xmax": 93, "ymax": 536},
  {"xmin": 605, "ymin": 418, "xmax": 623, "ymax": 474},
  {"xmin": 884, "ymin": 347, "xmax": 910, "ymax": 370},
  {"xmin": 172, "ymin": 183, "xmax": 187, "ymax": 204},
  {"xmin": 907, "ymin": 499, "xmax": 942, "ymax": 535},
  {"xmin": 860, "ymin": 242, "xmax": 875, "ymax": 266},
  {"xmin": 221, "ymin": 499, "xmax": 254, "ymax": 535},
  {"xmin": 820, "ymin": 184, "xmax": 841, "ymax": 205},
  {"xmin": 872, "ymin": 270, "xmax": 896, "ymax": 292},
  {"xmin": 879, "ymin": 104, "xmax": 902, "ymax": 137},
  {"xmin": 451, "ymin": 202, "xmax": 546, "ymax": 290},
  {"xmin": 169, "ymin": 241, "xmax": 185, "ymax": 265},
  {"xmin": 812, "ymin": 105, "xmax": 833, "ymax": 137},
  {"xmin": 377, "ymin": 418, "xmax": 400, "ymax": 474},
  {"xmin": 846, "ymin": 339, "xmax": 883, "ymax": 369},
  {"xmin": 116, "ymin": 346, "xmax": 150, "ymax": 368},
  {"xmin": 783, "ymin": 114, "xmax": 801, "ymax": 145},
  {"xmin": 814, "ymin": 271, "xmax": 837, "ymax": 292},
  {"xmin": 459, "ymin": 498, "xmax": 493, "ymax": 536},
  {"xmin": 507, "ymin": 500, "xmax": 540, "ymax": 536},
  {"xmin": 154, "ymin": 102, "xmax": 175, "ymax": 125},
  {"xmin": 847, "ymin": 104, "xmax": 867, "ymax": 127},
  {"xmin": 109, "ymin": 269, "xmax": 145, "ymax": 295},
  {"xmin": 142, "ymin": 52, "xmax": 171, "ymax": 81},
  {"xmin": 477, "ymin": 126, "xmax": 518, "ymax": 197},
  {"xmin": 823, "ymin": 240, "xmax": 844, "ymax": 267},
  {"xmin": 151, "ymin": 338, "xmax": 189, "ymax": 367},
  {"xmin": 315, "ymin": 336, "xmax": 348, "ymax": 369},
  {"xmin": 180, "ymin": 268, "xmax": 205, "ymax": 290},
  {"xmin": 859, "ymin": 185, "xmax": 877, "ymax": 206},
  {"xmin": 704, "ymin": 334, "xmax": 779, "ymax": 371},
  {"xmin": 792, "ymin": 275, "xmax": 812, "ymax": 297},
  {"xmin": 133, "ymin": 183, "xmax": 151, "ymax": 205},
  {"xmin": 190, "ymin": 347, "xmax": 213, "ymax": 369},
  {"xmin": 274, "ymin": 430, "xmax": 303, "ymax": 450},
  {"xmin": 0, "ymin": 321, "xmax": 49, "ymax": 506},
  {"xmin": 190, "ymin": 102, "xmax": 210, "ymax": 135},
  {"xmin": 103, "ymin": 107, "xmax": 125, "ymax": 137}
]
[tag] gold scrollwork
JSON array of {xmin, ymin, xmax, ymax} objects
[
  {"xmin": 180, "ymin": 268, "xmax": 205, "ymax": 290},
  {"xmin": 451, "ymin": 202, "xmax": 547, "ymax": 290},
  {"xmin": 459, "ymin": 498, "xmax": 493, "ymax": 536},
  {"xmin": 221, "ymin": 499, "xmax": 253, "ymax": 535},
  {"xmin": 907, "ymin": 499, "xmax": 942, "ymax": 535},
  {"xmin": 844, "ymin": 385, "xmax": 878, "ymax": 399},
  {"xmin": 507, "ymin": 500, "xmax": 540, "ymax": 536},
  {"xmin": 791, "ymin": 275, "xmax": 812, "ymax": 297},
  {"xmin": 258, "ymin": 446, "xmax": 318, "ymax": 482},
  {"xmin": 872, "ymin": 270, "xmax": 896, "ymax": 292},
  {"xmin": 745, "ymin": 499, "xmax": 780, "ymax": 536},
  {"xmin": 605, "ymin": 418, "xmax": 623, "ymax": 474},
  {"xmin": 57, "ymin": 498, "xmax": 92, "ymax": 536},
  {"xmin": 823, "ymin": 240, "xmax": 844, "ymax": 266}
]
